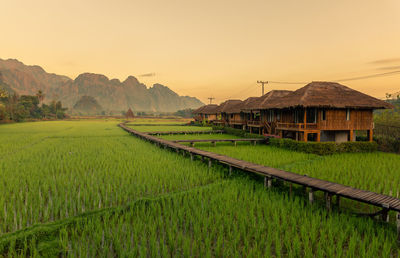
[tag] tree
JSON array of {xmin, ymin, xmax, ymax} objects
[{"xmin": 36, "ymin": 90, "xmax": 45, "ymax": 106}]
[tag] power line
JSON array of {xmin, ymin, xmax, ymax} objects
[
  {"xmin": 266, "ymin": 70, "xmax": 400, "ymax": 85},
  {"xmin": 257, "ymin": 81, "xmax": 268, "ymax": 95}
]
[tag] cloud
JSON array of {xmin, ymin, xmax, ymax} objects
[
  {"xmin": 377, "ymin": 65, "xmax": 400, "ymax": 71},
  {"xmin": 368, "ymin": 58, "xmax": 400, "ymax": 65},
  {"xmin": 138, "ymin": 73, "xmax": 156, "ymax": 77}
]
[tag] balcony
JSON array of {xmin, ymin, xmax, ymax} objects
[
  {"xmin": 247, "ymin": 120, "xmax": 263, "ymax": 127},
  {"xmin": 276, "ymin": 122, "xmax": 318, "ymax": 130},
  {"xmin": 229, "ymin": 119, "xmax": 245, "ymax": 125}
]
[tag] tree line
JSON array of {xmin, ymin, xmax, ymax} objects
[{"xmin": 0, "ymin": 89, "xmax": 67, "ymax": 122}]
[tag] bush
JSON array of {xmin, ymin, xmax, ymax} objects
[
  {"xmin": 269, "ymin": 138, "xmax": 378, "ymax": 155},
  {"xmin": 213, "ymin": 126, "xmax": 264, "ymax": 139}
]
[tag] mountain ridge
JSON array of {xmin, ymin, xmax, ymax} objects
[{"xmin": 0, "ymin": 58, "xmax": 204, "ymax": 112}]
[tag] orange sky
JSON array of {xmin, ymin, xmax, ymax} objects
[{"xmin": 1, "ymin": 0, "xmax": 400, "ymax": 103}]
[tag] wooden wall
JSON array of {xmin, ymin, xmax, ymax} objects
[{"xmin": 319, "ymin": 109, "xmax": 373, "ymax": 130}]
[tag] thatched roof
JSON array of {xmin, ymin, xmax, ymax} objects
[
  {"xmin": 263, "ymin": 81, "xmax": 393, "ymax": 109},
  {"xmin": 193, "ymin": 104, "xmax": 219, "ymax": 114},
  {"xmin": 242, "ymin": 90, "xmax": 293, "ymax": 110},
  {"xmin": 225, "ymin": 97, "xmax": 258, "ymax": 114},
  {"xmin": 218, "ymin": 100, "xmax": 242, "ymax": 113}
]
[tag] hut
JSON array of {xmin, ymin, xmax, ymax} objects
[
  {"xmin": 215, "ymin": 100, "xmax": 242, "ymax": 126},
  {"xmin": 192, "ymin": 104, "xmax": 219, "ymax": 124},
  {"xmin": 262, "ymin": 81, "xmax": 393, "ymax": 142},
  {"xmin": 225, "ymin": 97, "xmax": 258, "ymax": 130},
  {"xmin": 126, "ymin": 108, "xmax": 135, "ymax": 120},
  {"xmin": 242, "ymin": 90, "xmax": 292, "ymax": 134}
]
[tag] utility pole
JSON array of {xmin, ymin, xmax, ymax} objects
[
  {"xmin": 207, "ymin": 97, "xmax": 215, "ymax": 104},
  {"xmin": 257, "ymin": 81, "xmax": 268, "ymax": 96}
]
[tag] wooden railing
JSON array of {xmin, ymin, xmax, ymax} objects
[
  {"xmin": 229, "ymin": 119, "xmax": 245, "ymax": 125},
  {"xmin": 277, "ymin": 122, "xmax": 318, "ymax": 130},
  {"xmin": 247, "ymin": 120, "xmax": 262, "ymax": 126}
]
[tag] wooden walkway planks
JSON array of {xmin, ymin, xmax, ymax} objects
[
  {"xmin": 119, "ymin": 123, "xmax": 400, "ymax": 213},
  {"xmin": 145, "ymin": 130, "xmax": 225, "ymax": 135}
]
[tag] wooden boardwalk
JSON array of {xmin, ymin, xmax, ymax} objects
[
  {"xmin": 119, "ymin": 123, "xmax": 400, "ymax": 214},
  {"xmin": 172, "ymin": 138, "xmax": 265, "ymax": 147},
  {"xmin": 145, "ymin": 130, "xmax": 224, "ymax": 135}
]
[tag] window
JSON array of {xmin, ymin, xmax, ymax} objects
[
  {"xmin": 346, "ymin": 109, "xmax": 351, "ymax": 121},
  {"xmin": 321, "ymin": 109, "xmax": 326, "ymax": 121},
  {"xmin": 230, "ymin": 114, "xmax": 234, "ymax": 119}
]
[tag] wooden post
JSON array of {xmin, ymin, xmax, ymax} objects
[
  {"xmin": 289, "ymin": 183, "xmax": 293, "ymax": 197},
  {"xmin": 397, "ymin": 212, "xmax": 400, "ymax": 245},
  {"xmin": 336, "ymin": 195, "xmax": 340, "ymax": 210},
  {"xmin": 304, "ymin": 132, "xmax": 308, "ymax": 142},
  {"xmin": 212, "ymin": 141, "xmax": 216, "ymax": 147},
  {"xmin": 316, "ymin": 132, "xmax": 321, "ymax": 142},
  {"xmin": 190, "ymin": 142, "xmax": 194, "ymax": 147},
  {"xmin": 190, "ymin": 153, "xmax": 193, "ymax": 161},
  {"xmin": 381, "ymin": 204, "xmax": 389, "ymax": 222},
  {"xmin": 309, "ymin": 188, "xmax": 314, "ymax": 204},
  {"xmin": 368, "ymin": 129, "xmax": 373, "ymax": 142},
  {"xmin": 349, "ymin": 130, "xmax": 354, "ymax": 142},
  {"xmin": 208, "ymin": 159, "xmax": 212, "ymax": 168},
  {"xmin": 325, "ymin": 192, "xmax": 332, "ymax": 212},
  {"xmin": 264, "ymin": 177, "xmax": 268, "ymax": 188},
  {"xmin": 304, "ymin": 109, "xmax": 307, "ymax": 129},
  {"xmin": 229, "ymin": 166, "xmax": 232, "ymax": 176},
  {"xmin": 268, "ymin": 178, "xmax": 272, "ymax": 188}
]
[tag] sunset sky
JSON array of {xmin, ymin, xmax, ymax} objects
[{"xmin": 1, "ymin": 0, "xmax": 400, "ymax": 103}]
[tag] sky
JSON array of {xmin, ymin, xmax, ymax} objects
[{"xmin": 1, "ymin": 0, "xmax": 400, "ymax": 104}]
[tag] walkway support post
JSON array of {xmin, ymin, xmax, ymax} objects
[
  {"xmin": 325, "ymin": 192, "xmax": 332, "ymax": 212},
  {"xmin": 397, "ymin": 212, "xmax": 400, "ymax": 246},
  {"xmin": 309, "ymin": 188, "xmax": 314, "ymax": 204},
  {"xmin": 381, "ymin": 204, "xmax": 389, "ymax": 222},
  {"xmin": 229, "ymin": 166, "xmax": 232, "ymax": 176},
  {"xmin": 268, "ymin": 178, "xmax": 272, "ymax": 188},
  {"xmin": 208, "ymin": 159, "xmax": 212, "ymax": 168}
]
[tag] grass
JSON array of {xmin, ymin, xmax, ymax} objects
[
  {"xmin": 127, "ymin": 125, "xmax": 212, "ymax": 132},
  {"xmin": 0, "ymin": 120, "xmax": 399, "ymax": 256}
]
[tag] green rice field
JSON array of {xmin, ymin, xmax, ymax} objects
[{"xmin": 0, "ymin": 121, "xmax": 399, "ymax": 256}]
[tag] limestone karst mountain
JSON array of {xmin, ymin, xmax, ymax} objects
[{"xmin": 0, "ymin": 58, "xmax": 204, "ymax": 112}]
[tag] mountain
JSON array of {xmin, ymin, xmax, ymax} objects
[
  {"xmin": 0, "ymin": 58, "xmax": 204, "ymax": 112},
  {"xmin": 73, "ymin": 96, "xmax": 103, "ymax": 115}
]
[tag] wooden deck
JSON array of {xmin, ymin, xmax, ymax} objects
[
  {"xmin": 145, "ymin": 130, "xmax": 224, "ymax": 135},
  {"xmin": 119, "ymin": 123, "xmax": 400, "ymax": 214},
  {"xmin": 172, "ymin": 138, "xmax": 265, "ymax": 147}
]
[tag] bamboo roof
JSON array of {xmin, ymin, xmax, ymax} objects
[
  {"xmin": 218, "ymin": 100, "xmax": 242, "ymax": 113},
  {"xmin": 263, "ymin": 81, "xmax": 393, "ymax": 109},
  {"xmin": 242, "ymin": 90, "xmax": 293, "ymax": 110},
  {"xmin": 193, "ymin": 104, "xmax": 219, "ymax": 114}
]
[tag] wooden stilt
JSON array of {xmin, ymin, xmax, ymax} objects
[
  {"xmin": 268, "ymin": 178, "xmax": 272, "ymax": 188},
  {"xmin": 397, "ymin": 212, "xmax": 400, "ymax": 245},
  {"xmin": 229, "ymin": 166, "xmax": 232, "ymax": 176},
  {"xmin": 289, "ymin": 183, "xmax": 292, "ymax": 197},
  {"xmin": 381, "ymin": 204, "xmax": 389, "ymax": 222},
  {"xmin": 264, "ymin": 177, "xmax": 268, "ymax": 188},
  {"xmin": 325, "ymin": 192, "xmax": 332, "ymax": 212},
  {"xmin": 208, "ymin": 159, "xmax": 212, "ymax": 168},
  {"xmin": 190, "ymin": 153, "xmax": 193, "ymax": 161},
  {"xmin": 336, "ymin": 195, "xmax": 340, "ymax": 210},
  {"xmin": 309, "ymin": 189, "xmax": 314, "ymax": 204}
]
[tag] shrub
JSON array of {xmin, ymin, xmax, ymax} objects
[
  {"xmin": 269, "ymin": 138, "xmax": 378, "ymax": 155},
  {"xmin": 213, "ymin": 126, "xmax": 264, "ymax": 139}
]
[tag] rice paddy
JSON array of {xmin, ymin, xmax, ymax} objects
[{"xmin": 0, "ymin": 121, "xmax": 399, "ymax": 256}]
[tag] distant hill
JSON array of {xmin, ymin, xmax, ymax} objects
[
  {"xmin": 73, "ymin": 96, "xmax": 103, "ymax": 115},
  {"xmin": 0, "ymin": 58, "xmax": 204, "ymax": 112}
]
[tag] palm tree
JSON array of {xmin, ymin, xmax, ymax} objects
[{"xmin": 36, "ymin": 90, "xmax": 45, "ymax": 106}]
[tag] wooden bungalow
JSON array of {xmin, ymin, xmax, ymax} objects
[
  {"xmin": 213, "ymin": 100, "xmax": 242, "ymax": 126},
  {"xmin": 192, "ymin": 104, "xmax": 219, "ymax": 123},
  {"xmin": 242, "ymin": 90, "xmax": 293, "ymax": 134},
  {"xmin": 261, "ymin": 81, "xmax": 393, "ymax": 142},
  {"xmin": 224, "ymin": 97, "xmax": 258, "ymax": 129}
]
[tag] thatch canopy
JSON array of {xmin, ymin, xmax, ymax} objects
[
  {"xmin": 225, "ymin": 97, "xmax": 258, "ymax": 114},
  {"xmin": 218, "ymin": 100, "xmax": 242, "ymax": 114},
  {"xmin": 242, "ymin": 90, "xmax": 293, "ymax": 110},
  {"xmin": 193, "ymin": 104, "xmax": 219, "ymax": 114},
  {"xmin": 262, "ymin": 81, "xmax": 393, "ymax": 109}
]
